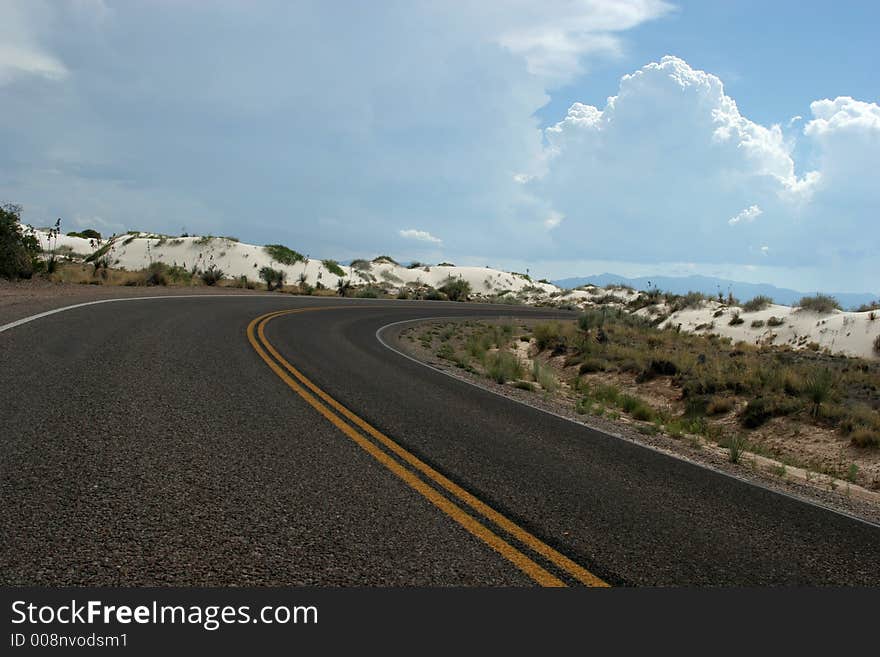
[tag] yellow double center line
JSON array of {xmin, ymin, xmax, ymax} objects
[{"xmin": 247, "ymin": 307, "xmax": 608, "ymax": 588}]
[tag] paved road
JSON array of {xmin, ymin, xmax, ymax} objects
[{"xmin": 2, "ymin": 295, "xmax": 879, "ymax": 586}]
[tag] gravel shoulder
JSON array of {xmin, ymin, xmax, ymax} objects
[{"xmin": 388, "ymin": 316, "xmax": 880, "ymax": 527}]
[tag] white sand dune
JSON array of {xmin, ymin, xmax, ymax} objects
[
  {"xmin": 658, "ymin": 301, "xmax": 880, "ymax": 360},
  {"xmin": 34, "ymin": 229, "xmax": 880, "ymax": 359}
]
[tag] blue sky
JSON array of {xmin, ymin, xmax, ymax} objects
[{"xmin": 1, "ymin": 1, "xmax": 877, "ymax": 293}]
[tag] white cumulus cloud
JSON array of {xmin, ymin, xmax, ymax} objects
[
  {"xmin": 728, "ymin": 204, "xmax": 762, "ymax": 225},
  {"xmin": 399, "ymin": 229, "xmax": 442, "ymax": 245}
]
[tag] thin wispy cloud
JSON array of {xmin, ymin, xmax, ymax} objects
[{"xmin": 399, "ymin": 229, "xmax": 442, "ymax": 245}]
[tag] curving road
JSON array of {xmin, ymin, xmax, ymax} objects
[{"xmin": 1, "ymin": 295, "xmax": 879, "ymax": 586}]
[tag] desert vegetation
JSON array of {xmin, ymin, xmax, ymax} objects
[
  {"xmin": 264, "ymin": 243, "xmax": 305, "ymax": 265},
  {"xmin": 404, "ymin": 310, "xmax": 880, "ymax": 489}
]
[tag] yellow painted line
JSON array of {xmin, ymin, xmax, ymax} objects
[
  {"xmin": 252, "ymin": 308, "xmax": 608, "ymax": 587},
  {"xmin": 247, "ymin": 309, "xmax": 565, "ymax": 587}
]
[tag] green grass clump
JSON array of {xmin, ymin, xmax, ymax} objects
[
  {"xmin": 264, "ymin": 244, "xmax": 305, "ymax": 265},
  {"xmin": 531, "ymin": 360, "xmax": 558, "ymax": 393},
  {"xmin": 798, "ymin": 294, "xmax": 841, "ymax": 313},
  {"xmin": 723, "ymin": 434, "xmax": 749, "ymax": 463},
  {"xmin": 485, "ymin": 351, "xmax": 524, "ymax": 384},
  {"xmin": 803, "ymin": 368, "xmax": 834, "ymax": 417},
  {"xmin": 322, "ymin": 259, "xmax": 346, "ymax": 276},
  {"xmin": 85, "ymin": 242, "xmax": 113, "ymax": 263}
]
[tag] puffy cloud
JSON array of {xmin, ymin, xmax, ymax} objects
[
  {"xmin": 534, "ymin": 56, "xmax": 810, "ymax": 263},
  {"xmin": 527, "ymin": 55, "xmax": 880, "ymax": 285},
  {"xmin": 728, "ymin": 205, "xmax": 762, "ymax": 226},
  {"xmin": 803, "ymin": 96, "xmax": 880, "ymax": 198},
  {"xmin": 399, "ymin": 229, "xmax": 442, "ymax": 245}
]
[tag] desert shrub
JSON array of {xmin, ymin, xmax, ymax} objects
[
  {"xmin": 485, "ymin": 351, "xmax": 523, "ymax": 383},
  {"xmin": 355, "ymin": 287, "xmax": 381, "ymax": 298},
  {"xmin": 742, "ymin": 295, "xmax": 773, "ymax": 312},
  {"xmin": 706, "ymin": 396, "xmax": 734, "ymax": 415},
  {"xmin": 144, "ymin": 262, "xmax": 169, "ymax": 286},
  {"xmin": 264, "ymin": 244, "xmax": 305, "ymax": 265},
  {"xmin": 423, "ymin": 288, "xmax": 446, "ymax": 301},
  {"xmin": 850, "ymin": 428, "xmax": 880, "ymax": 448},
  {"xmin": 372, "ymin": 255, "xmax": 398, "ymax": 265},
  {"xmin": 348, "ymin": 258, "xmax": 370, "ymax": 271},
  {"xmin": 407, "ymin": 261, "xmax": 423, "ymax": 269},
  {"xmin": 199, "ymin": 265, "xmax": 224, "ymax": 286},
  {"xmin": 722, "ymin": 434, "xmax": 749, "ymax": 463},
  {"xmin": 532, "ymin": 322, "xmax": 566, "ymax": 353},
  {"xmin": 0, "ymin": 203, "xmax": 41, "ymax": 279},
  {"xmin": 740, "ymin": 395, "xmax": 801, "ymax": 428},
  {"xmin": 194, "ymin": 235, "xmax": 215, "ymax": 245},
  {"xmin": 438, "ymin": 277, "xmax": 471, "ymax": 302},
  {"xmin": 67, "ymin": 229, "xmax": 102, "ymax": 240},
  {"xmin": 671, "ymin": 291, "xmax": 709, "ymax": 311},
  {"xmin": 729, "ymin": 312, "xmax": 744, "ymax": 326},
  {"xmin": 514, "ymin": 381, "xmax": 536, "ymax": 391},
  {"xmin": 578, "ymin": 358, "xmax": 605, "ymax": 374},
  {"xmin": 803, "ymin": 368, "xmax": 834, "ymax": 417},
  {"xmin": 437, "ymin": 262, "xmax": 456, "ymax": 267},
  {"xmin": 322, "ymin": 259, "xmax": 345, "ymax": 277},
  {"xmin": 750, "ymin": 320, "xmax": 765, "ymax": 329},
  {"xmin": 855, "ymin": 301, "xmax": 880, "ymax": 312},
  {"xmin": 234, "ymin": 275, "xmax": 255, "ymax": 289},
  {"xmin": 637, "ymin": 359, "xmax": 678, "ymax": 382},
  {"xmin": 531, "ymin": 360, "xmax": 558, "ymax": 392},
  {"xmin": 798, "ymin": 294, "xmax": 841, "ymax": 313},
  {"xmin": 874, "ymin": 334, "xmax": 880, "ymax": 355},
  {"xmin": 767, "ymin": 316, "xmax": 784, "ymax": 327},
  {"xmin": 259, "ymin": 266, "xmax": 285, "ymax": 291},
  {"xmin": 618, "ymin": 394, "xmax": 657, "ymax": 422}
]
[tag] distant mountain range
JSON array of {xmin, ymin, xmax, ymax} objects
[{"xmin": 551, "ymin": 273, "xmax": 879, "ymax": 310}]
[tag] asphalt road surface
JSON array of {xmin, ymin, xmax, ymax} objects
[{"xmin": 2, "ymin": 295, "xmax": 879, "ymax": 586}]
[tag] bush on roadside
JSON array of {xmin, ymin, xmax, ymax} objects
[
  {"xmin": 438, "ymin": 277, "xmax": 471, "ymax": 302},
  {"xmin": 485, "ymin": 350, "xmax": 523, "ymax": 383},
  {"xmin": 199, "ymin": 265, "xmax": 225, "ymax": 286},
  {"xmin": 259, "ymin": 266, "xmax": 285, "ymax": 291},
  {"xmin": 0, "ymin": 203, "xmax": 41, "ymax": 279}
]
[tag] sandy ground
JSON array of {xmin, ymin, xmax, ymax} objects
[{"xmin": 395, "ymin": 317, "xmax": 880, "ymax": 526}]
